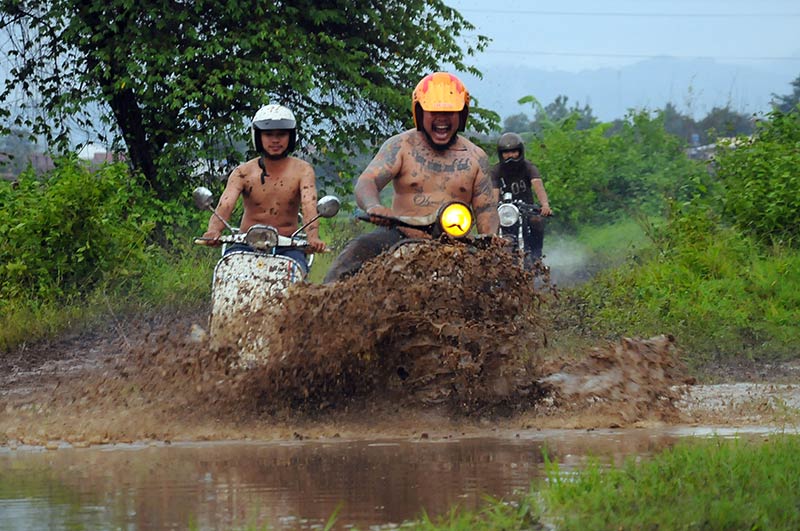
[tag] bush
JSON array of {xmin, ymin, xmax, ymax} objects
[
  {"xmin": 571, "ymin": 205, "xmax": 800, "ymax": 362},
  {"xmin": 0, "ymin": 157, "xmax": 154, "ymax": 303},
  {"xmin": 526, "ymin": 111, "xmax": 711, "ymax": 229},
  {"xmin": 714, "ymin": 108, "xmax": 800, "ymax": 245}
]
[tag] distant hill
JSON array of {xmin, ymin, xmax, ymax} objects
[{"xmin": 463, "ymin": 57, "xmax": 799, "ymax": 123}]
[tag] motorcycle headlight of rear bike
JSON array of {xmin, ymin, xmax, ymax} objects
[
  {"xmin": 437, "ymin": 202, "xmax": 474, "ymax": 238},
  {"xmin": 497, "ymin": 203, "xmax": 520, "ymax": 228},
  {"xmin": 244, "ymin": 225, "xmax": 279, "ymax": 250}
]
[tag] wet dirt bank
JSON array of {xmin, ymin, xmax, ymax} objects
[{"xmin": 2, "ymin": 243, "xmax": 798, "ymax": 448}]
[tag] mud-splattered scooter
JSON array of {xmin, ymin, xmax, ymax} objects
[{"xmin": 192, "ymin": 186, "xmax": 340, "ymax": 363}]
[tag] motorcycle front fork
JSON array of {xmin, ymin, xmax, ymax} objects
[{"xmin": 500, "ymin": 223, "xmax": 532, "ymax": 271}]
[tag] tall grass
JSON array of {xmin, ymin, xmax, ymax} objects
[
  {"xmin": 540, "ymin": 435, "xmax": 800, "ymax": 530},
  {"xmin": 561, "ymin": 210, "xmax": 800, "ymax": 365},
  {"xmin": 327, "ymin": 436, "xmax": 800, "ymax": 530}
]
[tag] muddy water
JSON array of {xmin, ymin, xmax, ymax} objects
[
  {"xmin": 0, "ymin": 427, "xmax": 777, "ymax": 531},
  {"xmin": 0, "ymin": 242, "xmax": 770, "ymax": 529}
]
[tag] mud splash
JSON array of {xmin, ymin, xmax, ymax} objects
[
  {"xmin": 236, "ymin": 239, "xmax": 552, "ymax": 415},
  {"xmin": 1, "ymin": 241, "xmax": 694, "ymax": 445}
]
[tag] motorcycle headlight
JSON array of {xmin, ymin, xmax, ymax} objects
[
  {"xmin": 437, "ymin": 202, "xmax": 474, "ymax": 238},
  {"xmin": 244, "ymin": 225, "xmax": 279, "ymax": 250},
  {"xmin": 497, "ymin": 203, "xmax": 520, "ymax": 228}
]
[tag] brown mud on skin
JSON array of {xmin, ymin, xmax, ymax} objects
[{"xmin": 1, "ymin": 242, "xmax": 797, "ymax": 447}]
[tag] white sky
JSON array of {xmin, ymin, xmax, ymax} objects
[{"xmin": 446, "ymin": 0, "xmax": 800, "ymax": 72}]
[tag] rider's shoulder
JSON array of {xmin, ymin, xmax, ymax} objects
[
  {"xmin": 286, "ymin": 155, "xmax": 313, "ymax": 169},
  {"xmin": 382, "ymin": 129, "xmax": 415, "ymax": 148},
  {"xmin": 454, "ymin": 135, "xmax": 486, "ymax": 155},
  {"xmin": 227, "ymin": 159, "xmax": 259, "ymax": 180},
  {"xmin": 238, "ymin": 157, "xmax": 262, "ymax": 172}
]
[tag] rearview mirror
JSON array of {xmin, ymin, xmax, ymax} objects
[
  {"xmin": 193, "ymin": 187, "xmax": 215, "ymax": 210},
  {"xmin": 316, "ymin": 195, "xmax": 341, "ymax": 218}
]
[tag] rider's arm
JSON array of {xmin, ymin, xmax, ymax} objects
[
  {"xmin": 298, "ymin": 162, "xmax": 320, "ymax": 240},
  {"xmin": 471, "ymin": 149, "xmax": 500, "ymax": 235},
  {"xmin": 529, "ymin": 163, "xmax": 551, "ymax": 216},
  {"xmin": 354, "ymin": 134, "xmax": 403, "ymax": 214},
  {"xmin": 531, "ymin": 177, "xmax": 552, "ymax": 216},
  {"xmin": 203, "ymin": 166, "xmax": 245, "ymax": 238},
  {"xmin": 298, "ymin": 162, "xmax": 326, "ymax": 252}
]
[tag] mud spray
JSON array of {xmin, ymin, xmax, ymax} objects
[{"xmin": 1, "ymin": 240, "xmax": 692, "ymax": 444}]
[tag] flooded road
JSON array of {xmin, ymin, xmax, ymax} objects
[
  {"xmin": 2, "ymin": 243, "xmax": 797, "ymax": 529},
  {"xmin": 0, "ymin": 426, "xmax": 781, "ymax": 531}
]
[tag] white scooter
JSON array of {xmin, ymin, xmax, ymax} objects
[{"xmin": 192, "ymin": 186, "xmax": 340, "ymax": 364}]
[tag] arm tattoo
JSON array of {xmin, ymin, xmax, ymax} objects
[{"xmin": 369, "ymin": 136, "xmax": 402, "ymax": 190}]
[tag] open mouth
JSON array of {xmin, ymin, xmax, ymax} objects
[{"xmin": 430, "ymin": 123, "xmax": 453, "ymax": 143}]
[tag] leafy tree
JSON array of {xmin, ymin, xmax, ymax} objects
[
  {"xmin": 1, "ymin": 1, "xmax": 490, "ymax": 198},
  {"xmin": 661, "ymin": 102, "xmax": 697, "ymax": 144},
  {"xmin": 0, "ymin": 128, "xmax": 36, "ymax": 177},
  {"xmin": 770, "ymin": 74, "xmax": 800, "ymax": 113},
  {"xmin": 524, "ymin": 110, "xmax": 709, "ymax": 227},
  {"xmin": 502, "ymin": 113, "xmax": 532, "ymax": 133},
  {"xmin": 714, "ymin": 108, "xmax": 800, "ymax": 245},
  {"xmin": 539, "ymin": 95, "xmax": 596, "ymax": 130},
  {"xmin": 514, "ymin": 95, "xmax": 597, "ymax": 135},
  {"xmin": 696, "ymin": 106, "xmax": 755, "ymax": 143}
]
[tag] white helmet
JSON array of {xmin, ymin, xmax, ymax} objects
[{"xmin": 251, "ymin": 104, "xmax": 297, "ymax": 154}]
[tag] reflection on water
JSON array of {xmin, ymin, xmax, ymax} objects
[{"xmin": 0, "ymin": 427, "xmax": 775, "ymax": 530}]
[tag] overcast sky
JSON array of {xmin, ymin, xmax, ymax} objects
[{"xmin": 446, "ymin": 0, "xmax": 800, "ymax": 72}]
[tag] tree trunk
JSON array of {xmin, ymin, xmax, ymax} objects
[{"xmin": 107, "ymin": 88, "xmax": 162, "ymax": 196}]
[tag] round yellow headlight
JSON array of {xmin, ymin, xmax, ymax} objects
[{"xmin": 438, "ymin": 202, "xmax": 474, "ymax": 238}]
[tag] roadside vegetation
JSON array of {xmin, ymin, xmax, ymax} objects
[
  {"xmin": 2, "ymin": 105, "xmax": 799, "ymax": 370},
  {"xmin": 510, "ymin": 103, "xmax": 799, "ymax": 373},
  {"xmin": 2, "ymin": 4, "xmax": 799, "ymax": 529},
  {"xmin": 374, "ymin": 434, "xmax": 800, "ymax": 531}
]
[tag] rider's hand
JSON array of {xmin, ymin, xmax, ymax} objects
[
  {"xmin": 365, "ymin": 204, "xmax": 394, "ymax": 226},
  {"xmin": 198, "ymin": 229, "xmax": 222, "ymax": 246},
  {"xmin": 540, "ymin": 205, "xmax": 553, "ymax": 216},
  {"xmin": 306, "ymin": 235, "xmax": 327, "ymax": 253}
]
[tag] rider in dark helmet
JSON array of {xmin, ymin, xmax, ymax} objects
[{"xmin": 491, "ymin": 132, "xmax": 552, "ymax": 267}]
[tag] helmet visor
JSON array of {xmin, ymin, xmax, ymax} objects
[{"xmin": 253, "ymin": 118, "xmax": 295, "ymax": 130}]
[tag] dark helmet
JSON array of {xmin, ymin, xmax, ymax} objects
[
  {"xmin": 497, "ymin": 132, "xmax": 525, "ymax": 161},
  {"xmin": 251, "ymin": 104, "xmax": 297, "ymax": 154},
  {"xmin": 412, "ymin": 72, "xmax": 470, "ymax": 132}
]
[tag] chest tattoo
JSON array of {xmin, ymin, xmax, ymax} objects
[{"xmin": 413, "ymin": 152, "xmax": 471, "ymax": 174}]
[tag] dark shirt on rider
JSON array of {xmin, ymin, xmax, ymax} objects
[{"xmin": 490, "ymin": 159, "xmax": 541, "ymax": 205}]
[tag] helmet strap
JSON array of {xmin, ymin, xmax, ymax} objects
[{"xmin": 257, "ymin": 155, "xmax": 269, "ymax": 184}]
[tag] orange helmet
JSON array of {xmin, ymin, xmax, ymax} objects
[{"xmin": 412, "ymin": 72, "xmax": 470, "ymax": 132}]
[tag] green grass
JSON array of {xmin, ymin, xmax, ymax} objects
[
  {"xmin": 539, "ymin": 434, "xmax": 800, "ymax": 530},
  {"xmin": 557, "ymin": 215, "xmax": 800, "ymax": 365},
  {"xmin": 228, "ymin": 436, "xmax": 800, "ymax": 530},
  {"xmin": 571, "ymin": 215, "xmax": 653, "ymax": 261},
  {"xmin": 0, "ymin": 247, "xmax": 213, "ymax": 350}
]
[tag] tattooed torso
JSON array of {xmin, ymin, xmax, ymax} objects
[{"xmin": 359, "ymin": 129, "xmax": 498, "ymax": 233}]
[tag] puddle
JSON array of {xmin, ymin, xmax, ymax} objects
[{"xmin": 0, "ymin": 427, "xmax": 790, "ymax": 531}]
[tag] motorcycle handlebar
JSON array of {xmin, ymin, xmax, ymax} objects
[
  {"xmin": 500, "ymin": 201, "xmax": 551, "ymax": 217},
  {"xmin": 193, "ymin": 235, "xmax": 311, "ymax": 249}
]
